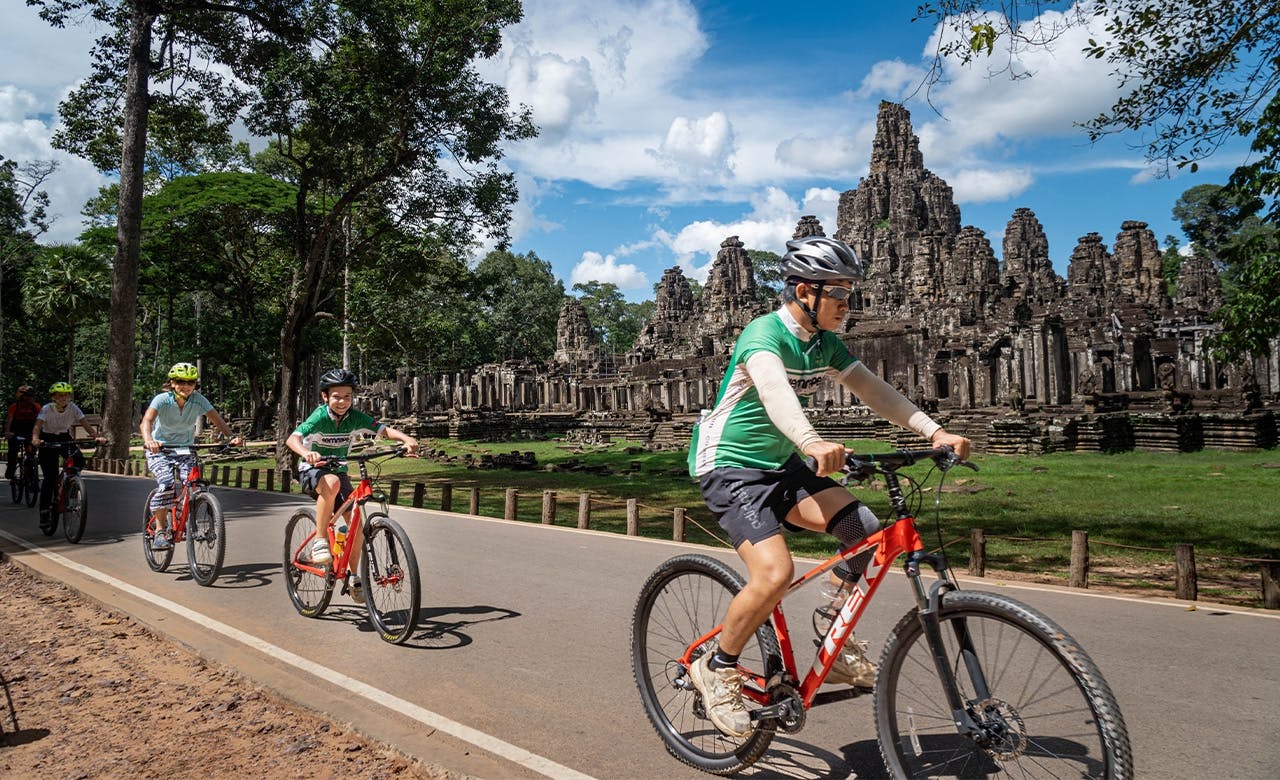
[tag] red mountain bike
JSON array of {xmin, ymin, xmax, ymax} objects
[
  {"xmin": 142, "ymin": 443, "xmax": 229, "ymax": 586},
  {"xmin": 632, "ymin": 446, "xmax": 1132, "ymax": 778},
  {"xmin": 283, "ymin": 446, "xmax": 420, "ymax": 644},
  {"xmin": 38, "ymin": 439, "xmax": 97, "ymax": 543}
]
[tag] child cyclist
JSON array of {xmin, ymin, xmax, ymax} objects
[
  {"xmin": 140, "ymin": 362, "xmax": 243, "ymax": 550},
  {"xmin": 31, "ymin": 382, "xmax": 106, "ymax": 530},
  {"xmin": 286, "ymin": 368, "xmax": 418, "ymax": 600}
]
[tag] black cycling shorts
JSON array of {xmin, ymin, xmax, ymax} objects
[{"xmin": 699, "ymin": 454, "xmax": 846, "ymax": 548}]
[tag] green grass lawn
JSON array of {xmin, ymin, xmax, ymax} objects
[{"xmin": 154, "ymin": 436, "xmax": 1280, "ymax": 605}]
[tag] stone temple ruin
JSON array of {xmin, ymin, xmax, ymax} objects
[{"xmin": 362, "ymin": 101, "xmax": 1277, "ymax": 453}]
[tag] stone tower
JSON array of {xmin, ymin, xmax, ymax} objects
[{"xmin": 552, "ymin": 297, "xmax": 595, "ymax": 364}]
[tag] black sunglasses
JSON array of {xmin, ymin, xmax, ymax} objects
[{"xmin": 819, "ymin": 285, "xmax": 853, "ymax": 302}]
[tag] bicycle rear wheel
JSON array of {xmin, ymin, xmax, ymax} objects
[
  {"xmin": 142, "ymin": 489, "xmax": 174, "ymax": 572},
  {"xmin": 632, "ymin": 553, "xmax": 780, "ymax": 775},
  {"xmin": 186, "ymin": 492, "xmax": 226, "ymax": 586},
  {"xmin": 61, "ymin": 475, "xmax": 87, "ymax": 543},
  {"xmin": 361, "ymin": 512, "xmax": 420, "ymax": 644},
  {"xmin": 283, "ymin": 508, "xmax": 333, "ymax": 617},
  {"xmin": 875, "ymin": 590, "xmax": 1132, "ymax": 779}
]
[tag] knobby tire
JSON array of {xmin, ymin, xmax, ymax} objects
[
  {"xmin": 186, "ymin": 492, "xmax": 226, "ymax": 586},
  {"xmin": 142, "ymin": 488, "xmax": 174, "ymax": 573},
  {"xmin": 875, "ymin": 589, "xmax": 1133, "ymax": 779},
  {"xmin": 283, "ymin": 508, "xmax": 333, "ymax": 617},
  {"xmin": 61, "ymin": 475, "xmax": 87, "ymax": 544},
  {"xmin": 361, "ymin": 512, "xmax": 420, "ymax": 645},
  {"xmin": 632, "ymin": 554, "xmax": 781, "ymax": 776}
]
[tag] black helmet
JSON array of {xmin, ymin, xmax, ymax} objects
[
  {"xmin": 781, "ymin": 236, "xmax": 864, "ymax": 282},
  {"xmin": 319, "ymin": 368, "xmax": 358, "ymax": 393}
]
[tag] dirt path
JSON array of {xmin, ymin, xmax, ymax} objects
[{"xmin": 0, "ymin": 558, "xmax": 462, "ymax": 779}]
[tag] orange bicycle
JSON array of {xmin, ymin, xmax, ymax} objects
[
  {"xmin": 632, "ymin": 446, "xmax": 1132, "ymax": 777},
  {"xmin": 142, "ymin": 443, "xmax": 229, "ymax": 586},
  {"xmin": 283, "ymin": 446, "xmax": 420, "ymax": 644}
]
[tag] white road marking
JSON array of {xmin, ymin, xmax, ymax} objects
[{"xmin": 0, "ymin": 529, "xmax": 597, "ymax": 780}]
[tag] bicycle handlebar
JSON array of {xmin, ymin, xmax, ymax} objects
[
  {"xmin": 313, "ymin": 445, "xmax": 406, "ymax": 468},
  {"xmin": 806, "ymin": 445, "xmax": 978, "ymax": 478}
]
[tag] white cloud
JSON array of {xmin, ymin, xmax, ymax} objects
[
  {"xmin": 648, "ymin": 111, "xmax": 736, "ymax": 177},
  {"xmin": 856, "ymin": 59, "xmax": 926, "ymax": 100},
  {"xmin": 775, "ymin": 133, "xmax": 863, "ymax": 174},
  {"xmin": 655, "ymin": 186, "xmax": 842, "ymax": 282},
  {"xmin": 570, "ymin": 250, "xmax": 649, "ymax": 289},
  {"xmin": 945, "ymin": 167, "xmax": 1034, "ymax": 203},
  {"xmin": 504, "ymin": 46, "xmax": 598, "ymax": 137}
]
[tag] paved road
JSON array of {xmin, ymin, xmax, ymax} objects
[{"xmin": 2, "ymin": 473, "xmax": 1278, "ymax": 779}]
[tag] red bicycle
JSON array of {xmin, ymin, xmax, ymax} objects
[
  {"xmin": 37, "ymin": 439, "xmax": 98, "ymax": 543},
  {"xmin": 142, "ymin": 443, "xmax": 229, "ymax": 586},
  {"xmin": 283, "ymin": 446, "xmax": 420, "ymax": 644},
  {"xmin": 632, "ymin": 446, "xmax": 1132, "ymax": 778}
]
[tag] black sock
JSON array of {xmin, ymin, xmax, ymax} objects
[{"xmin": 707, "ymin": 649, "xmax": 739, "ymax": 670}]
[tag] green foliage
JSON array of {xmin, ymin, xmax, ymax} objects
[
  {"xmin": 22, "ymin": 244, "xmax": 111, "ymax": 379},
  {"xmin": 747, "ymin": 249, "xmax": 783, "ymax": 303},
  {"xmin": 473, "ymin": 249, "xmax": 564, "ymax": 363},
  {"xmin": 1161, "ymin": 234, "xmax": 1182, "ymax": 297},
  {"xmin": 1207, "ymin": 240, "xmax": 1280, "ymax": 360},
  {"xmin": 571, "ymin": 280, "xmax": 651, "ymax": 351}
]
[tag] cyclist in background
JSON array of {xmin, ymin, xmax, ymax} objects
[
  {"xmin": 686, "ymin": 235, "xmax": 971, "ymax": 738},
  {"xmin": 286, "ymin": 368, "xmax": 418, "ymax": 599},
  {"xmin": 31, "ymin": 382, "xmax": 106, "ymax": 530},
  {"xmin": 140, "ymin": 362, "xmax": 243, "ymax": 551},
  {"xmin": 4, "ymin": 385, "xmax": 41, "ymax": 480}
]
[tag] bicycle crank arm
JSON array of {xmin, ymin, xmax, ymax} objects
[{"xmin": 749, "ymin": 698, "xmax": 803, "ymax": 724}]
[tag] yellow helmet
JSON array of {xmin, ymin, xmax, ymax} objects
[
  {"xmin": 168, "ymin": 362, "xmax": 199, "ymax": 381},
  {"xmin": 49, "ymin": 381, "xmax": 73, "ymax": 394}
]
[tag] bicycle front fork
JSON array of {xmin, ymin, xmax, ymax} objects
[{"xmin": 904, "ymin": 550, "xmax": 994, "ymax": 742}]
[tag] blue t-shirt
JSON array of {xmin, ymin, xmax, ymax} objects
[{"xmin": 148, "ymin": 391, "xmax": 215, "ymax": 446}]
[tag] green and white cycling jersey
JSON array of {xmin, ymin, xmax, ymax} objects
[
  {"xmin": 689, "ymin": 309, "xmax": 856, "ymax": 477},
  {"xmin": 292, "ymin": 405, "xmax": 385, "ymax": 474}
]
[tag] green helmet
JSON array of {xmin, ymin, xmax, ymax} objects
[
  {"xmin": 168, "ymin": 362, "xmax": 199, "ymax": 381},
  {"xmin": 49, "ymin": 381, "xmax": 73, "ymax": 394}
]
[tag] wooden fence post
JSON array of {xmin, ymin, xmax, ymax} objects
[
  {"xmin": 469, "ymin": 486, "xmax": 479, "ymax": 515},
  {"xmin": 389, "ymin": 480, "xmax": 400, "ymax": 505},
  {"xmin": 504, "ymin": 488, "xmax": 517, "ymax": 521},
  {"xmin": 1069, "ymin": 530, "xmax": 1089, "ymax": 588},
  {"xmin": 577, "ymin": 493, "xmax": 590, "ymax": 529},
  {"xmin": 207, "ymin": 464, "xmax": 218, "ymax": 484},
  {"xmin": 1175, "ymin": 543, "xmax": 1198, "ymax": 601},
  {"xmin": 441, "ymin": 483, "xmax": 452, "ymax": 512},
  {"xmin": 235, "ymin": 466, "xmax": 244, "ymax": 488},
  {"xmin": 220, "ymin": 466, "xmax": 230, "ymax": 486},
  {"xmin": 542, "ymin": 490, "xmax": 556, "ymax": 525},
  {"xmin": 249, "ymin": 468, "xmax": 259, "ymax": 490},
  {"xmin": 266, "ymin": 468, "xmax": 275, "ymax": 492},
  {"xmin": 412, "ymin": 482, "xmax": 424, "ymax": 508},
  {"xmin": 626, "ymin": 498, "xmax": 639, "ymax": 536},
  {"xmin": 280, "ymin": 470, "xmax": 291, "ymax": 494},
  {"xmin": 1261, "ymin": 562, "xmax": 1280, "ymax": 610},
  {"xmin": 969, "ymin": 528, "xmax": 986, "ymax": 577},
  {"xmin": 673, "ymin": 507, "xmax": 685, "ymax": 542}
]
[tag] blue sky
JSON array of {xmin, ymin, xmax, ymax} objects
[{"xmin": 2, "ymin": 1, "xmax": 1251, "ymax": 301}]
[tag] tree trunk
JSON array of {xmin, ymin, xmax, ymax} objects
[{"xmin": 102, "ymin": 1, "xmax": 155, "ymax": 459}]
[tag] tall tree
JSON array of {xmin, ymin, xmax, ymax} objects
[
  {"xmin": 572, "ymin": 281, "xmax": 652, "ymax": 352},
  {"xmin": 917, "ymin": 0, "xmax": 1280, "ymax": 356},
  {"xmin": 233, "ymin": 1, "xmax": 535, "ymax": 470},
  {"xmin": 0, "ymin": 157, "xmax": 54, "ymax": 383},
  {"xmin": 473, "ymin": 250, "xmax": 564, "ymax": 363},
  {"xmin": 30, "ymin": 0, "xmax": 305, "ymax": 457}
]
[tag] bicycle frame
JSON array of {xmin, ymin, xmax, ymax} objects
[
  {"xmin": 46, "ymin": 441, "xmax": 87, "ymax": 513},
  {"xmin": 289, "ymin": 459, "xmax": 382, "ymax": 581},
  {"xmin": 679, "ymin": 450, "xmax": 973, "ymax": 715},
  {"xmin": 151, "ymin": 446, "xmax": 215, "ymax": 541}
]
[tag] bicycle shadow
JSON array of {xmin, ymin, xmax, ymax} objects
[
  {"xmin": 204, "ymin": 561, "xmax": 277, "ymax": 589},
  {"xmin": 1, "ymin": 671, "xmax": 51, "ymax": 748},
  {"xmin": 406, "ymin": 605, "xmax": 521, "ymax": 649}
]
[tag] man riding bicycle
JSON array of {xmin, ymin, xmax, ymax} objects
[
  {"xmin": 686, "ymin": 234, "xmax": 971, "ymax": 738},
  {"xmin": 4, "ymin": 385, "xmax": 41, "ymax": 480}
]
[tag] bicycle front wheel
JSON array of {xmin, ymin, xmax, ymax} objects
[
  {"xmin": 632, "ymin": 554, "xmax": 780, "ymax": 776},
  {"xmin": 142, "ymin": 489, "xmax": 174, "ymax": 573},
  {"xmin": 24, "ymin": 459, "xmax": 38, "ymax": 508},
  {"xmin": 283, "ymin": 508, "xmax": 333, "ymax": 617},
  {"xmin": 186, "ymin": 492, "xmax": 226, "ymax": 586},
  {"xmin": 875, "ymin": 590, "xmax": 1132, "ymax": 779},
  {"xmin": 9, "ymin": 468, "xmax": 20, "ymax": 504},
  {"xmin": 61, "ymin": 475, "xmax": 87, "ymax": 543},
  {"xmin": 361, "ymin": 513, "xmax": 420, "ymax": 644}
]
